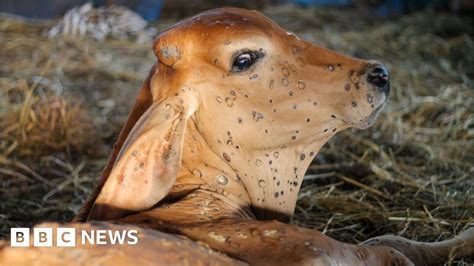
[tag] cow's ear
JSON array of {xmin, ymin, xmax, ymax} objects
[
  {"xmin": 88, "ymin": 92, "xmax": 195, "ymax": 221},
  {"xmin": 73, "ymin": 65, "xmax": 155, "ymax": 222}
]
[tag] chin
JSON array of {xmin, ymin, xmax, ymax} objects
[{"xmin": 353, "ymin": 103, "xmax": 385, "ymax": 130}]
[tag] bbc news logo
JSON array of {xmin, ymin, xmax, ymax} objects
[{"xmin": 11, "ymin": 228, "xmax": 139, "ymax": 247}]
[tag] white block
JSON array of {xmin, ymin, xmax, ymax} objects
[
  {"xmin": 57, "ymin": 228, "xmax": 76, "ymax": 247},
  {"xmin": 10, "ymin": 228, "xmax": 30, "ymax": 247},
  {"xmin": 33, "ymin": 228, "xmax": 53, "ymax": 247}
]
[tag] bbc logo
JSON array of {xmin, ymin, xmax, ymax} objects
[
  {"xmin": 10, "ymin": 227, "xmax": 139, "ymax": 247},
  {"xmin": 11, "ymin": 228, "xmax": 76, "ymax": 247}
]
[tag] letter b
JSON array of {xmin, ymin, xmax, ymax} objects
[
  {"xmin": 10, "ymin": 228, "xmax": 30, "ymax": 247},
  {"xmin": 33, "ymin": 228, "xmax": 53, "ymax": 247}
]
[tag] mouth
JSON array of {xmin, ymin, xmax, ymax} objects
[{"xmin": 354, "ymin": 103, "xmax": 385, "ymax": 129}]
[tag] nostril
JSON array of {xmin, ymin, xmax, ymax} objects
[
  {"xmin": 367, "ymin": 66, "xmax": 389, "ymax": 87},
  {"xmin": 367, "ymin": 65, "xmax": 390, "ymax": 94}
]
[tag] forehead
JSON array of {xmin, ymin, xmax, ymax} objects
[{"xmin": 164, "ymin": 8, "xmax": 281, "ymax": 43}]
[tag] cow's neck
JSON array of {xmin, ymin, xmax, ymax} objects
[
  {"xmin": 178, "ymin": 120, "xmax": 332, "ymax": 221},
  {"xmin": 229, "ymin": 138, "xmax": 328, "ymax": 221}
]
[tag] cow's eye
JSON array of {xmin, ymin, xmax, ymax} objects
[{"xmin": 231, "ymin": 51, "xmax": 263, "ymax": 72}]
